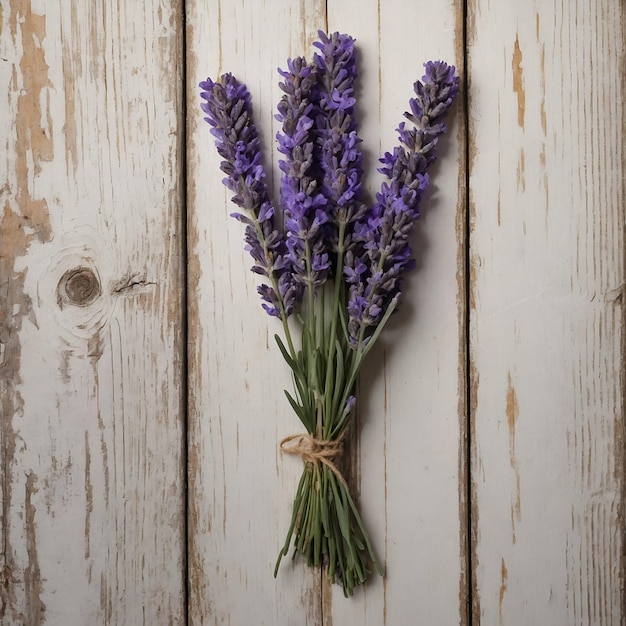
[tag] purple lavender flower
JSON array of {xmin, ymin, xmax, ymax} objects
[
  {"xmin": 313, "ymin": 31, "xmax": 367, "ymax": 251},
  {"xmin": 199, "ymin": 73, "xmax": 298, "ymax": 318},
  {"xmin": 346, "ymin": 61, "xmax": 460, "ymax": 347},
  {"xmin": 200, "ymin": 37, "xmax": 461, "ymax": 598},
  {"xmin": 276, "ymin": 56, "xmax": 331, "ymax": 291}
]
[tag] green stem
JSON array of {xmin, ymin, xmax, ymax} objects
[
  {"xmin": 302, "ymin": 240, "xmax": 318, "ymax": 396},
  {"xmin": 331, "ymin": 294, "xmax": 399, "ymax": 439},
  {"xmin": 323, "ymin": 220, "xmax": 347, "ymax": 439},
  {"xmin": 279, "ymin": 312, "xmax": 297, "ymax": 363}
]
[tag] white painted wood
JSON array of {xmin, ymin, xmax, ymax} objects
[
  {"xmin": 1, "ymin": 2, "xmax": 185, "ymax": 624},
  {"xmin": 324, "ymin": 1, "xmax": 467, "ymax": 625},
  {"xmin": 468, "ymin": 1, "xmax": 625, "ymax": 624},
  {"xmin": 186, "ymin": 2, "xmax": 327, "ymax": 624},
  {"xmin": 4, "ymin": 2, "xmax": 623, "ymax": 624},
  {"xmin": 187, "ymin": 1, "xmax": 466, "ymax": 624}
]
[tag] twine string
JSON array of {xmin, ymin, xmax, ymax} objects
[{"xmin": 279, "ymin": 432, "xmax": 347, "ymax": 486}]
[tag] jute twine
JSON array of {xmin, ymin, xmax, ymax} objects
[{"xmin": 279, "ymin": 432, "xmax": 347, "ymax": 486}]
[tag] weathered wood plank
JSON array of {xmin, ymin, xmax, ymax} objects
[
  {"xmin": 187, "ymin": 1, "xmax": 466, "ymax": 623},
  {"xmin": 186, "ymin": 1, "xmax": 327, "ymax": 624},
  {"xmin": 1, "ymin": 1, "xmax": 185, "ymax": 623},
  {"xmin": 323, "ymin": 1, "xmax": 467, "ymax": 624},
  {"xmin": 468, "ymin": 1, "xmax": 625, "ymax": 623}
]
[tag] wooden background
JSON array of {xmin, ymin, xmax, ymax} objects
[{"xmin": 1, "ymin": 1, "xmax": 624, "ymax": 624}]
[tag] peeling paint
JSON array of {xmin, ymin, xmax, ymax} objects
[
  {"xmin": 59, "ymin": 2, "xmax": 79, "ymax": 176},
  {"xmin": 3, "ymin": 0, "xmax": 186, "ymax": 622},
  {"xmin": 2, "ymin": 1, "xmax": 53, "ymax": 620},
  {"xmin": 512, "ymin": 35, "xmax": 525, "ymax": 128},
  {"xmin": 506, "ymin": 372, "xmax": 521, "ymax": 543},
  {"xmin": 24, "ymin": 472, "xmax": 45, "ymax": 624},
  {"xmin": 498, "ymin": 557, "xmax": 508, "ymax": 625}
]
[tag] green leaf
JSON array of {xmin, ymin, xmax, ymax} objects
[
  {"xmin": 274, "ymin": 469, "xmax": 309, "ymax": 577},
  {"xmin": 274, "ymin": 334, "xmax": 298, "ymax": 373},
  {"xmin": 284, "ymin": 390, "xmax": 311, "ymax": 431},
  {"xmin": 344, "ymin": 482, "xmax": 384, "ymax": 577},
  {"xmin": 331, "ymin": 339, "xmax": 346, "ymax": 417},
  {"xmin": 329, "ymin": 473, "xmax": 351, "ymax": 542}
]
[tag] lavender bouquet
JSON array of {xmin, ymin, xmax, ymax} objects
[{"xmin": 199, "ymin": 31, "xmax": 459, "ymax": 597}]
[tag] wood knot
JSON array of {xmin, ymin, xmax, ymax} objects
[{"xmin": 57, "ymin": 267, "xmax": 101, "ymax": 307}]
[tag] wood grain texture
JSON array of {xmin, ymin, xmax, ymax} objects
[
  {"xmin": 468, "ymin": 1, "xmax": 625, "ymax": 624},
  {"xmin": 1, "ymin": 1, "xmax": 185, "ymax": 623},
  {"xmin": 186, "ymin": 2, "xmax": 327, "ymax": 624},
  {"xmin": 324, "ymin": 1, "xmax": 467, "ymax": 625},
  {"xmin": 3, "ymin": 1, "xmax": 623, "ymax": 624},
  {"xmin": 186, "ymin": 1, "xmax": 466, "ymax": 624}
]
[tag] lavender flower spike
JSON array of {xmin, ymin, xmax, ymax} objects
[
  {"xmin": 313, "ymin": 31, "xmax": 367, "ymax": 249},
  {"xmin": 276, "ymin": 57, "xmax": 330, "ymax": 292},
  {"xmin": 346, "ymin": 61, "xmax": 460, "ymax": 347},
  {"xmin": 199, "ymin": 73, "xmax": 296, "ymax": 318}
]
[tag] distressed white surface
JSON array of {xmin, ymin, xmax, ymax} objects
[
  {"xmin": 3, "ymin": 1, "xmax": 624, "ymax": 624},
  {"xmin": 324, "ymin": 1, "xmax": 466, "ymax": 625},
  {"xmin": 1, "ymin": 2, "xmax": 185, "ymax": 623},
  {"xmin": 187, "ymin": 1, "xmax": 466, "ymax": 624},
  {"xmin": 468, "ymin": 1, "xmax": 625, "ymax": 624},
  {"xmin": 186, "ymin": 2, "xmax": 327, "ymax": 624}
]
